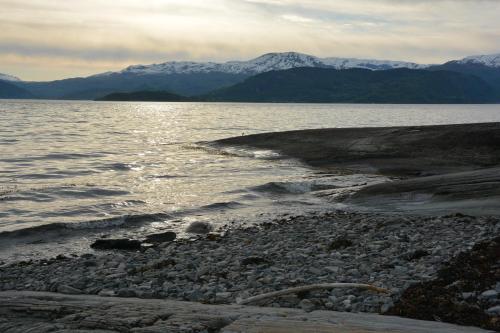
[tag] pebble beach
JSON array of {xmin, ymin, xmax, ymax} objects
[{"xmin": 1, "ymin": 211, "xmax": 499, "ymax": 326}]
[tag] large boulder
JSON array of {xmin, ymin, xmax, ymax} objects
[
  {"xmin": 145, "ymin": 231, "xmax": 177, "ymax": 243},
  {"xmin": 186, "ymin": 221, "xmax": 213, "ymax": 234},
  {"xmin": 90, "ymin": 238, "xmax": 142, "ymax": 251}
]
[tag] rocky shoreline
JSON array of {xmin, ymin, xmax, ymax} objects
[
  {"xmin": 2, "ymin": 122, "xmax": 500, "ymax": 331},
  {"xmin": 1, "ymin": 210, "xmax": 499, "ymax": 329}
]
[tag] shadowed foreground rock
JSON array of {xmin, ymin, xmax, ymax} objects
[{"xmin": 0, "ymin": 291, "xmax": 492, "ymax": 332}]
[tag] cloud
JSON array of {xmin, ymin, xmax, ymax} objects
[
  {"xmin": 0, "ymin": 0, "xmax": 499, "ymax": 80},
  {"xmin": 281, "ymin": 14, "xmax": 316, "ymax": 23}
]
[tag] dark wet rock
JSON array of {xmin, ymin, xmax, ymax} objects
[
  {"xmin": 80, "ymin": 253, "xmax": 94, "ymax": 259},
  {"xmin": 328, "ymin": 236, "xmax": 353, "ymax": 250},
  {"xmin": 186, "ymin": 221, "xmax": 213, "ymax": 234},
  {"xmin": 405, "ymin": 249, "xmax": 430, "ymax": 261},
  {"xmin": 206, "ymin": 233, "xmax": 222, "ymax": 241},
  {"xmin": 386, "ymin": 236, "xmax": 500, "ymax": 331},
  {"xmin": 90, "ymin": 238, "xmax": 142, "ymax": 251},
  {"xmin": 487, "ymin": 305, "xmax": 500, "ymax": 316},
  {"xmin": 480, "ymin": 290, "xmax": 498, "ymax": 299},
  {"xmin": 241, "ymin": 256, "xmax": 270, "ymax": 266},
  {"xmin": 299, "ymin": 299, "xmax": 316, "ymax": 312},
  {"xmin": 83, "ymin": 260, "xmax": 97, "ymax": 267},
  {"xmin": 145, "ymin": 231, "xmax": 177, "ymax": 243}
]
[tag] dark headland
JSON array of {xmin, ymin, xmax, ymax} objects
[{"xmin": 2, "ymin": 122, "xmax": 500, "ymax": 332}]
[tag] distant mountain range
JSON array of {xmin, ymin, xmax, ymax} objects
[
  {"xmin": 101, "ymin": 67, "xmax": 494, "ymax": 104},
  {"xmin": 203, "ymin": 68, "xmax": 496, "ymax": 103},
  {"xmin": 1, "ymin": 51, "xmax": 500, "ymax": 103}
]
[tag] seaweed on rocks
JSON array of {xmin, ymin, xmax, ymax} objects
[{"xmin": 386, "ymin": 236, "xmax": 500, "ymax": 331}]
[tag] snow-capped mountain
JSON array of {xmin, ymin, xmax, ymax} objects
[
  {"xmin": 456, "ymin": 53, "xmax": 500, "ymax": 68},
  {"xmin": 102, "ymin": 52, "xmax": 428, "ymax": 77},
  {"xmin": 0, "ymin": 73, "xmax": 21, "ymax": 82},
  {"xmin": 322, "ymin": 57, "xmax": 427, "ymax": 70}
]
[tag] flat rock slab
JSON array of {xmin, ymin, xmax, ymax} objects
[
  {"xmin": 0, "ymin": 291, "xmax": 491, "ymax": 333},
  {"xmin": 215, "ymin": 122, "xmax": 500, "ymax": 177},
  {"xmin": 215, "ymin": 122, "xmax": 500, "ymax": 215},
  {"xmin": 345, "ymin": 166, "xmax": 500, "ymax": 215}
]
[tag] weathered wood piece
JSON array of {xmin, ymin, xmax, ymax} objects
[
  {"xmin": 0, "ymin": 291, "xmax": 492, "ymax": 333},
  {"xmin": 236, "ymin": 283, "xmax": 388, "ymax": 305}
]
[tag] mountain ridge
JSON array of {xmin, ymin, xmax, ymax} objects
[
  {"xmin": 456, "ymin": 53, "xmax": 500, "ymax": 68},
  {"xmin": 203, "ymin": 67, "xmax": 497, "ymax": 104},
  {"xmin": 96, "ymin": 52, "xmax": 429, "ymax": 77},
  {"xmin": 0, "ymin": 73, "xmax": 21, "ymax": 82}
]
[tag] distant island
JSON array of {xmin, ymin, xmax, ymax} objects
[
  {"xmin": 98, "ymin": 67, "xmax": 498, "ymax": 104},
  {"xmin": 96, "ymin": 90, "xmax": 192, "ymax": 102}
]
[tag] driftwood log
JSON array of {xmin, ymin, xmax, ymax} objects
[
  {"xmin": 237, "ymin": 283, "xmax": 389, "ymax": 305},
  {"xmin": 0, "ymin": 291, "xmax": 491, "ymax": 333}
]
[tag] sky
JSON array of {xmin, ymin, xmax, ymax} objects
[{"xmin": 1, "ymin": 0, "xmax": 500, "ymax": 81}]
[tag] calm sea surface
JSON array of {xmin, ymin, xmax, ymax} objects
[{"xmin": 1, "ymin": 101, "xmax": 499, "ymax": 260}]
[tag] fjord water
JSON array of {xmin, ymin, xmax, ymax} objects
[{"xmin": 1, "ymin": 100, "xmax": 500, "ymax": 261}]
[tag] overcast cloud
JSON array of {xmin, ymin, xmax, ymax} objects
[{"xmin": 1, "ymin": 0, "xmax": 499, "ymax": 80}]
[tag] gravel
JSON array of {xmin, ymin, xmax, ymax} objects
[{"xmin": 0, "ymin": 210, "xmax": 498, "ymax": 315}]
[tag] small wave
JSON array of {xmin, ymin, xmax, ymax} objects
[
  {"xmin": 148, "ymin": 174, "xmax": 187, "ymax": 179},
  {"xmin": 1, "ymin": 186, "xmax": 130, "ymax": 201},
  {"xmin": 0, "ymin": 139, "xmax": 18, "ymax": 145},
  {"xmin": 43, "ymin": 152, "xmax": 108, "ymax": 160},
  {"xmin": 0, "ymin": 152, "xmax": 107, "ymax": 163},
  {"xmin": 186, "ymin": 143, "xmax": 282, "ymax": 160},
  {"xmin": 106, "ymin": 163, "xmax": 135, "ymax": 171},
  {"xmin": 251, "ymin": 181, "xmax": 340, "ymax": 195},
  {"xmin": 201, "ymin": 201, "xmax": 245, "ymax": 210},
  {"xmin": 16, "ymin": 170, "xmax": 96, "ymax": 180},
  {"xmin": 0, "ymin": 213, "xmax": 171, "ymax": 239},
  {"xmin": 56, "ymin": 188, "xmax": 130, "ymax": 198}
]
